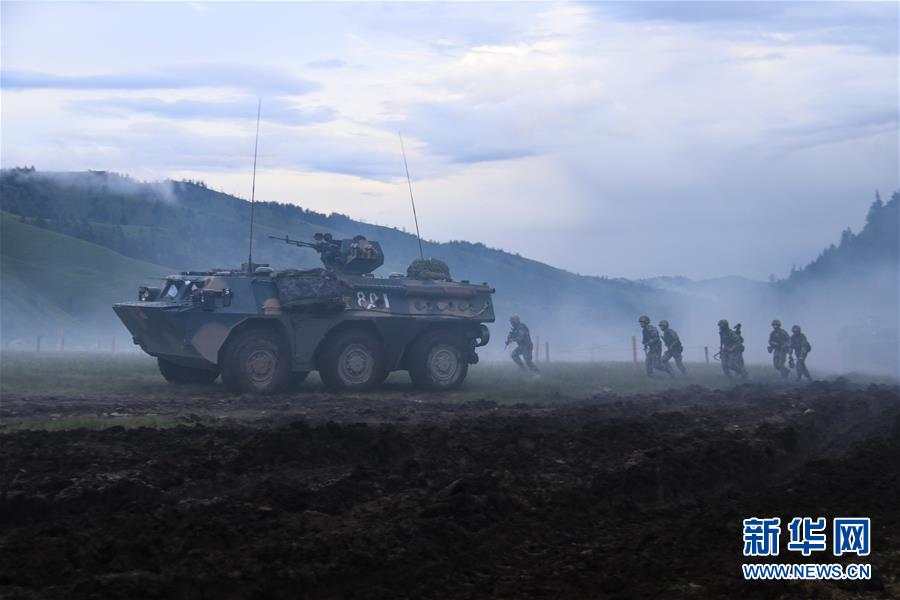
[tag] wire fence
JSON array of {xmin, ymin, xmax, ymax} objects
[
  {"xmin": 2, "ymin": 334, "xmax": 142, "ymax": 354},
  {"xmin": 2, "ymin": 332, "xmax": 715, "ymax": 364},
  {"xmin": 485, "ymin": 335, "xmax": 715, "ymax": 365}
]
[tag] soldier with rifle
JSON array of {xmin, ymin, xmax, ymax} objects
[
  {"xmin": 790, "ymin": 325, "xmax": 813, "ymax": 382},
  {"xmin": 506, "ymin": 316, "xmax": 539, "ymax": 375},
  {"xmin": 639, "ymin": 316, "xmax": 673, "ymax": 377},
  {"xmin": 659, "ymin": 320, "xmax": 687, "ymax": 374},
  {"xmin": 767, "ymin": 319, "xmax": 791, "ymax": 378},
  {"xmin": 718, "ymin": 319, "xmax": 748, "ymax": 379}
]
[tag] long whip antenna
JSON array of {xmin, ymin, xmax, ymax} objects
[
  {"xmin": 247, "ymin": 98, "xmax": 261, "ymax": 271},
  {"xmin": 399, "ymin": 132, "xmax": 425, "ymax": 260}
]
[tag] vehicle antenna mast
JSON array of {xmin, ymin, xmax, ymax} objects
[
  {"xmin": 247, "ymin": 98, "xmax": 262, "ymax": 272},
  {"xmin": 399, "ymin": 132, "xmax": 425, "ymax": 261}
]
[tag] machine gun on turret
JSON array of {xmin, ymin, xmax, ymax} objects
[{"xmin": 269, "ymin": 232, "xmax": 384, "ymax": 275}]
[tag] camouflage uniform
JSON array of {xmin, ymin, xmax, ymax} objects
[
  {"xmin": 507, "ymin": 320, "xmax": 539, "ymax": 373},
  {"xmin": 642, "ymin": 323, "xmax": 673, "ymax": 377},
  {"xmin": 719, "ymin": 323, "xmax": 748, "ymax": 379},
  {"xmin": 660, "ymin": 325, "xmax": 687, "ymax": 375},
  {"xmin": 768, "ymin": 325, "xmax": 791, "ymax": 378},
  {"xmin": 790, "ymin": 328, "xmax": 812, "ymax": 381}
]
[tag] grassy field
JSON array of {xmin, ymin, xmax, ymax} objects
[{"xmin": 2, "ymin": 351, "xmax": 891, "ymax": 406}]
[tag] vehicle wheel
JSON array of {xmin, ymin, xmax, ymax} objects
[
  {"xmin": 220, "ymin": 328, "xmax": 292, "ymax": 395},
  {"xmin": 318, "ymin": 330, "xmax": 384, "ymax": 391},
  {"xmin": 408, "ymin": 330, "xmax": 469, "ymax": 391},
  {"xmin": 157, "ymin": 357, "xmax": 219, "ymax": 384}
]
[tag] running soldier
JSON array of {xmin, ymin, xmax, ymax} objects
[
  {"xmin": 639, "ymin": 315, "xmax": 673, "ymax": 377},
  {"xmin": 718, "ymin": 319, "xmax": 748, "ymax": 379},
  {"xmin": 658, "ymin": 320, "xmax": 687, "ymax": 374},
  {"xmin": 767, "ymin": 319, "xmax": 791, "ymax": 378},
  {"xmin": 790, "ymin": 325, "xmax": 812, "ymax": 381},
  {"xmin": 506, "ymin": 316, "xmax": 539, "ymax": 374}
]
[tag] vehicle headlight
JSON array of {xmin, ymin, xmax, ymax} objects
[{"xmin": 139, "ymin": 286, "xmax": 161, "ymax": 301}]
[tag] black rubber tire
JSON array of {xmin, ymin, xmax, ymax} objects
[
  {"xmin": 408, "ymin": 330, "xmax": 469, "ymax": 391},
  {"xmin": 157, "ymin": 357, "xmax": 219, "ymax": 384},
  {"xmin": 318, "ymin": 330, "xmax": 384, "ymax": 392},
  {"xmin": 220, "ymin": 328, "xmax": 293, "ymax": 395}
]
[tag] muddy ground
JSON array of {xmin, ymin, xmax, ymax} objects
[{"xmin": 1, "ymin": 380, "xmax": 899, "ymax": 599}]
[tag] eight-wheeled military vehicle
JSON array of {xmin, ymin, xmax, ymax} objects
[{"xmin": 113, "ymin": 234, "xmax": 494, "ymax": 394}]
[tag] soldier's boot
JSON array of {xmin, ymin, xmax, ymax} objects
[
  {"xmin": 800, "ymin": 363, "xmax": 811, "ymax": 381},
  {"xmin": 676, "ymin": 358, "xmax": 687, "ymax": 375},
  {"xmin": 525, "ymin": 358, "xmax": 540, "ymax": 374},
  {"xmin": 661, "ymin": 360, "xmax": 674, "ymax": 377},
  {"xmin": 511, "ymin": 351, "xmax": 525, "ymax": 370}
]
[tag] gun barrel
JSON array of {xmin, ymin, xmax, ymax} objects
[{"xmin": 269, "ymin": 235, "xmax": 316, "ymax": 249}]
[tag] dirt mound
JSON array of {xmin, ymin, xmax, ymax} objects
[{"xmin": 1, "ymin": 382, "xmax": 898, "ymax": 598}]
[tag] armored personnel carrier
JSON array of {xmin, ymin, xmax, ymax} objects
[{"xmin": 113, "ymin": 233, "xmax": 494, "ymax": 394}]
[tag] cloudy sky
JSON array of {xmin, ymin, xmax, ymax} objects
[{"xmin": 2, "ymin": 1, "xmax": 897, "ymax": 279}]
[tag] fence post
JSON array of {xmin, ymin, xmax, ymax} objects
[
  {"xmin": 59, "ymin": 329, "xmax": 65, "ymax": 353},
  {"xmin": 111, "ymin": 337, "xmax": 116, "ymax": 354},
  {"xmin": 545, "ymin": 341, "xmax": 550, "ymax": 364},
  {"xmin": 704, "ymin": 346, "xmax": 710, "ymax": 365},
  {"xmin": 36, "ymin": 335, "xmax": 42, "ymax": 353},
  {"xmin": 534, "ymin": 335, "xmax": 540, "ymax": 362},
  {"xmin": 631, "ymin": 336, "xmax": 638, "ymax": 364}
]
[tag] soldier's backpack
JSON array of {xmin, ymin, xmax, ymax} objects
[{"xmin": 407, "ymin": 258, "xmax": 452, "ymax": 281}]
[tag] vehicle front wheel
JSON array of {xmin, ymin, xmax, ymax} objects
[
  {"xmin": 408, "ymin": 330, "xmax": 469, "ymax": 391},
  {"xmin": 157, "ymin": 357, "xmax": 219, "ymax": 384},
  {"xmin": 220, "ymin": 328, "xmax": 293, "ymax": 395},
  {"xmin": 318, "ymin": 330, "xmax": 384, "ymax": 391}
]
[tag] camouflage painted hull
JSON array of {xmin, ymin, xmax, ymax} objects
[{"xmin": 114, "ymin": 269, "xmax": 494, "ymax": 375}]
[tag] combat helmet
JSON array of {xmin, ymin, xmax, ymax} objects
[
  {"xmin": 792, "ymin": 325, "xmax": 801, "ymax": 333},
  {"xmin": 772, "ymin": 319, "xmax": 781, "ymax": 327},
  {"xmin": 658, "ymin": 319, "xmax": 669, "ymax": 328},
  {"xmin": 639, "ymin": 315, "xmax": 650, "ymax": 325},
  {"xmin": 718, "ymin": 319, "xmax": 729, "ymax": 328},
  {"xmin": 510, "ymin": 315, "xmax": 521, "ymax": 325}
]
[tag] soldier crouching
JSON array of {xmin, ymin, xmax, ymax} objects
[
  {"xmin": 790, "ymin": 325, "xmax": 812, "ymax": 381},
  {"xmin": 639, "ymin": 316, "xmax": 673, "ymax": 377},
  {"xmin": 506, "ymin": 316, "xmax": 540, "ymax": 374},
  {"xmin": 659, "ymin": 319, "xmax": 687, "ymax": 375},
  {"xmin": 718, "ymin": 319, "xmax": 748, "ymax": 379}
]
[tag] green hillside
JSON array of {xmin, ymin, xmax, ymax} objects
[
  {"xmin": 0, "ymin": 169, "xmax": 667, "ymax": 348},
  {"xmin": 1, "ymin": 211, "xmax": 171, "ymax": 344}
]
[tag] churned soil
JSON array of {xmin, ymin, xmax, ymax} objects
[{"xmin": 1, "ymin": 381, "xmax": 899, "ymax": 599}]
